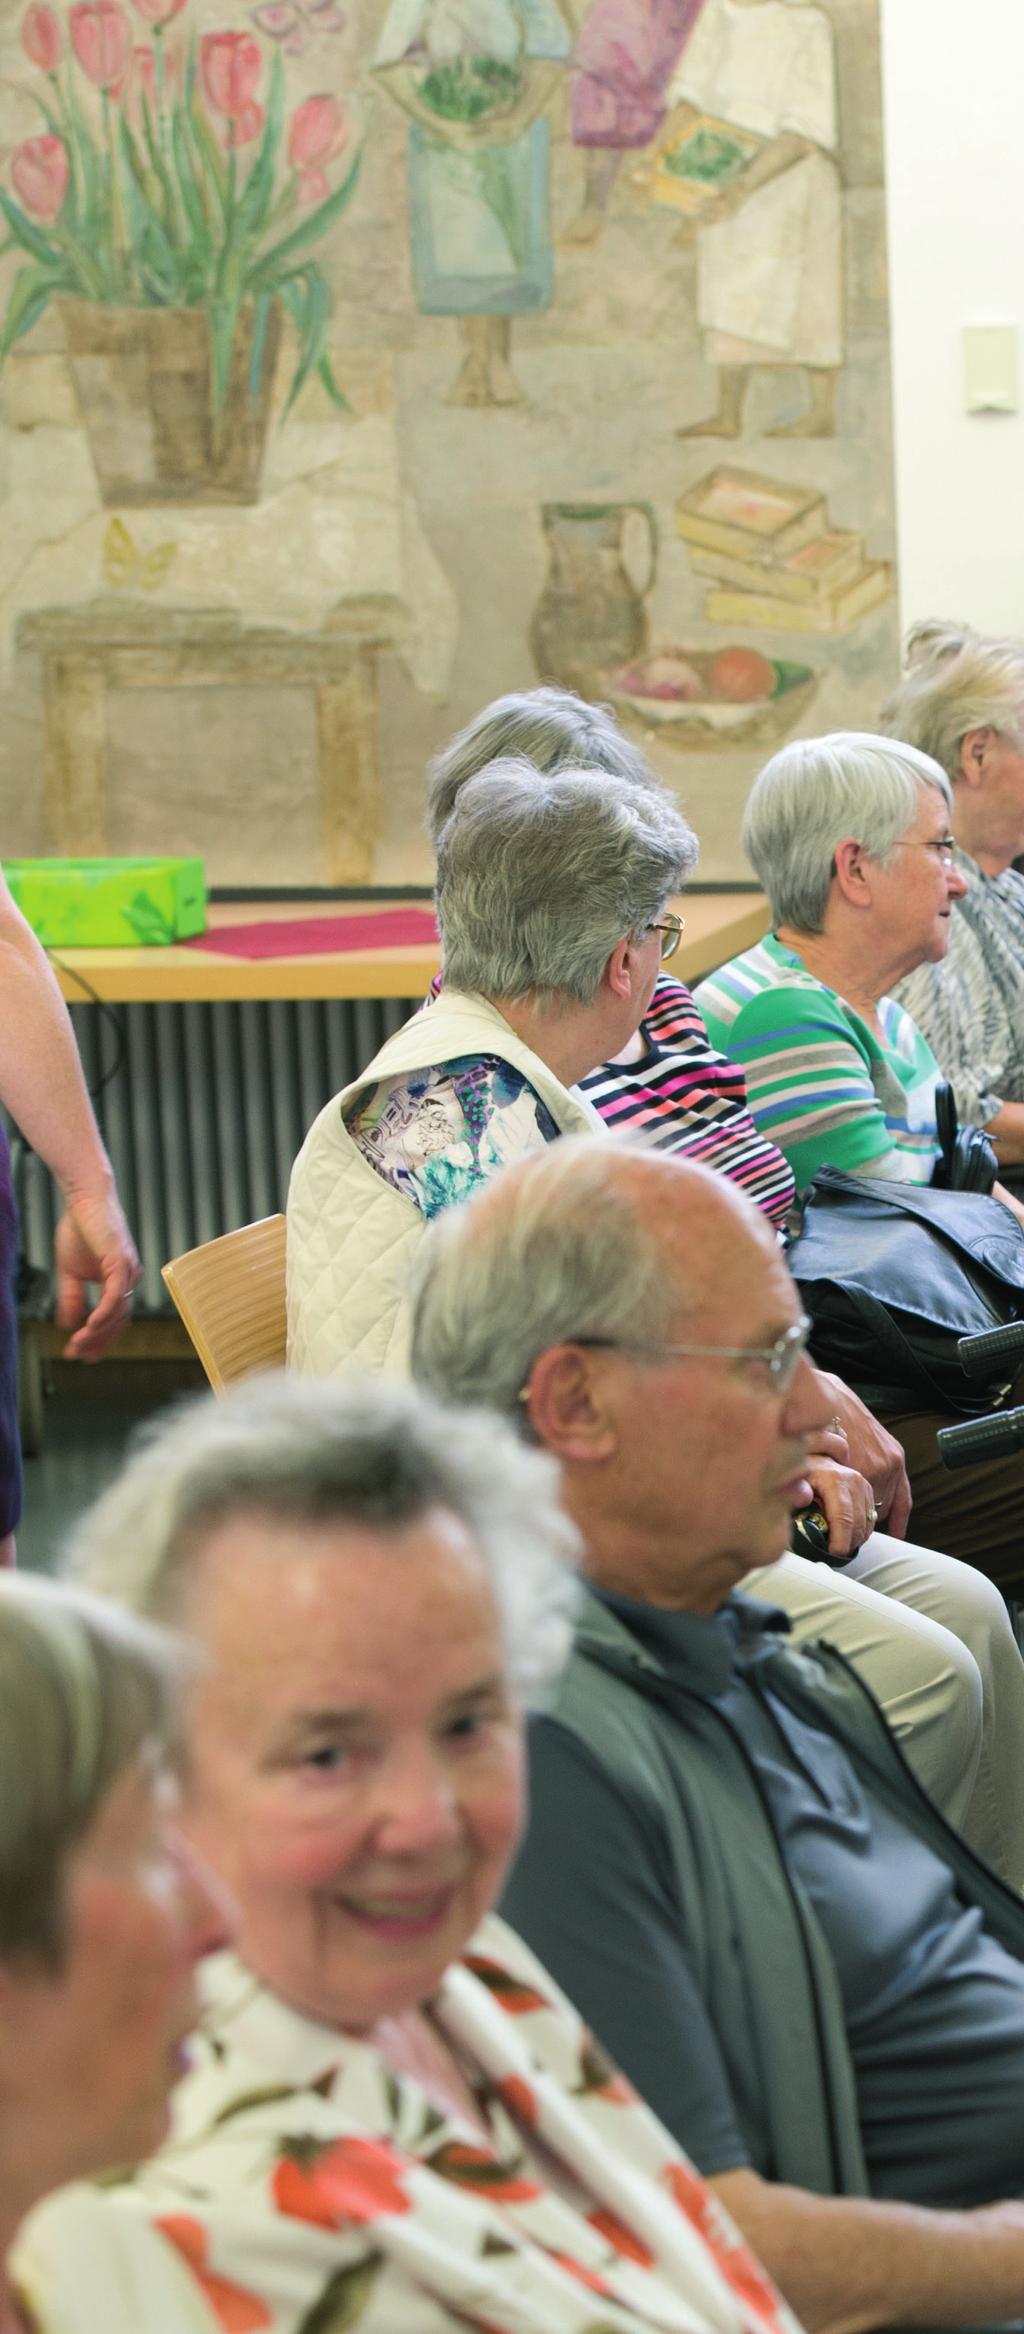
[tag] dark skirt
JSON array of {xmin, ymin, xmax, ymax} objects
[{"xmin": 0, "ymin": 1126, "xmax": 23, "ymax": 1536}]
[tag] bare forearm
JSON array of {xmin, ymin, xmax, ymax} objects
[
  {"xmin": 713, "ymin": 2168, "xmax": 1024, "ymax": 2334},
  {"xmin": 985, "ymin": 1100, "xmax": 1024, "ymax": 1168},
  {"xmin": 730, "ymin": 130, "xmax": 810, "ymax": 200},
  {"xmin": 0, "ymin": 900, "xmax": 112, "ymax": 1198},
  {"xmin": 993, "ymin": 1178, "xmax": 1024, "ymax": 1232}
]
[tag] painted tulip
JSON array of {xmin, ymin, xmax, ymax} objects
[
  {"xmin": 226, "ymin": 98, "xmax": 264, "ymax": 147},
  {"xmin": 121, "ymin": 43, "xmax": 161, "ymax": 122},
  {"xmin": 130, "ymin": 0, "xmax": 187, "ymax": 20},
  {"xmin": 200, "ymin": 29, "xmax": 261, "ymax": 119},
  {"xmin": 287, "ymin": 92, "xmax": 347, "ymax": 171},
  {"xmin": 70, "ymin": 0, "xmax": 131, "ymax": 88},
  {"xmin": 22, "ymin": 4, "xmax": 62, "ymax": 69},
  {"xmin": 295, "ymin": 165, "xmax": 329, "ymax": 207},
  {"xmin": 11, "ymin": 133, "xmax": 69, "ymax": 221}
]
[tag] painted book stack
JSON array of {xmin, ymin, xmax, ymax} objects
[{"xmin": 676, "ymin": 467, "xmax": 892, "ymax": 635}]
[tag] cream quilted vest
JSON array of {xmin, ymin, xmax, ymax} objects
[{"xmin": 286, "ymin": 989, "xmax": 603, "ymax": 1381}]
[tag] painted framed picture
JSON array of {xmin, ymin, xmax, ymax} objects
[{"xmin": 0, "ymin": 0, "xmax": 897, "ymax": 888}]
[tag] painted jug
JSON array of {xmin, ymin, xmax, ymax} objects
[{"xmin": 529, "ymin": 501, "xmax": 658, "ymax": 695}]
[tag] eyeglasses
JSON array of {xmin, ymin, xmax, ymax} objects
[
  {"xmin": 518, "ymin": 1317, "xmax": 812, "ymax": 1401},
  {"xmin": 891, "ymin": 836, "xmax": 958, "ymax": 869},
  {"xmin": 646, "ymin": 911, "xmax": 685, "ymax": 962}
]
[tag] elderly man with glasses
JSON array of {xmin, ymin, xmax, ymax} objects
[{"xmin": 411, "ymin": 1137, "xmax": 1024, "ymax": 2334}]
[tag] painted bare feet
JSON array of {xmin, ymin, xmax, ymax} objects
[
  {"xmin": 676, "ymin": 409, "xmax": 743, "ymax": 438},
  {"xmin": 765, "ymin": 412, "xmax": 835, "ymax": 438},
  {"xmin": 766, "ymin": 373, "xmax": 837, "ymax": 437},
  {"xmin": 445, "ymin": 356, "xmax": 524, "ymax": 406},
  {"xmin": 560, "ymin": 202, "xmax": 605, "ymax": 247}
]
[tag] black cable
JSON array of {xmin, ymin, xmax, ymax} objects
[{"xmin": 45, "ymin": 949, "xmax": 126, "ymax": 1104}]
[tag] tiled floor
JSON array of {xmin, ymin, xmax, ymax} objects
[{"xmin": 18, "ymin": 1356, "xmax": 205, "ymax": 1574}]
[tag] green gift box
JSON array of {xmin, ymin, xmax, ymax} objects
[{"xmin": 4, "ymin": 857, "xmax": 206, "ymax": 948}]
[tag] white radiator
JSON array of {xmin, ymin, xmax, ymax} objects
[{"xmin": 13, "ymin": 995, "xmax": 416, "ymax": 1312}]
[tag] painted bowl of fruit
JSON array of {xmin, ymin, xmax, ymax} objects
[{"xmin": 607, "ymin": 646, "xmax": 818, "ymax": 750}]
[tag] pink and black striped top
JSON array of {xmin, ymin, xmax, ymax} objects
[{"xmin": 580, "ymin": 975, "xmax": 796, "ymax": 1229}]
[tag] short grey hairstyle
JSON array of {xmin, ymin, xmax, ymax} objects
[
  {"xmin": 0, "ymin": 1573, "xmax": 184, "ymax": 1968},
  {"xmin": 436, "ymin": 756, "xmax": 697, "ymax": 1005},
  {"xmin": 427, "ymin": 686, "xmax": 668, "ymax": 843},
  {"xmin": 741, "ymin": 730, "xmax": 953, "ymax": 934},
  {"xmin": 880, "ymin": 620, "xmax": 1024, "ymax": 782},
  {"xmin": 67, "ymin": 1373, "xmax": 579, "ymax": 1706},
  {"xmin": 411, "ymin": 1135, "xmax": 688, "ymax": 1420}
]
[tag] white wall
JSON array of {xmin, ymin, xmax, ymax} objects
[{"xmin": 880, "ymin": 0, "xmax": 1024, "ymax": 630}]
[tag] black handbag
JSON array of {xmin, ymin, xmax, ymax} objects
[
  {"xmin": 932, "ymin": 1081, "xmax": 999, "ymax": 1195},
  {"xmin": 787, "ymin": 1168, "xmax": 1024, "ymax": 1416}
]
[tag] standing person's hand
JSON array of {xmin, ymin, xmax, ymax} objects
[{"xmin": 54, "ymin": 1184, "xmax": 141, "ymax": 1361}]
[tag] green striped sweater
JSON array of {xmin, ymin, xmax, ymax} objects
[{"xmin": 694, "ymin": 934, "xmax": 940, "ymax": 1197}]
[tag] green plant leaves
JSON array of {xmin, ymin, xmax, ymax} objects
[
  {"xmin": 252, "ymin": 148, "xmax": 362, "ymax": 285},
  {"xmin": 0, "ymin": 27, "xmax": 360, "ymax": 413}
]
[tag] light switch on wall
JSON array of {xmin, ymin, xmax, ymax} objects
[{"xmin": 963, "ymin": 325, "xmax": 1018, "ymax": 413}]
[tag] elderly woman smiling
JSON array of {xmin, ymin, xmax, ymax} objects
[
  {"xmin": 695, "ymin": 731, "xmax": 973, "ymax": 1196},
  {"xmin": 20, "ymin": 1374, "xmax": 804, "ymax": 2334},
  {"xmin": 0, "ymin": 1574, "xmax": 226, "ymax": 2334},
  {"xmin": 695, "ymin": 730, "xmax": 1024, "ymax": 1590}
]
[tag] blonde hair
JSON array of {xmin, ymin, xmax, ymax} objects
[{"xmin": 880, "ymin": 620, "xmax": 1024, "ymax": 782}]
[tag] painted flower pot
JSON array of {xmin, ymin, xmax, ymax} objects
[{"xmin": 59, "ymin": 298, "xmax": 282, "ymax": 507}]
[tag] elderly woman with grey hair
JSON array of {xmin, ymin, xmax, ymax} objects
[
  {"xmin": 696, "ymin": 730, "xmax": 974, "ymax": 1194},
  {"xmin": 880, "ymin": 622, "xmax": 1024, "ymax": 1174},
  {"xmin": 18, "ymin": 1372, "xmax": 804, "ymax": 2334},
  {"xmin": 695, "ymin": 729, "xmax": 1024, "ymax": 1595},
  {"xmin": 288, "ymin": 751, "xmax": 697, "ymax": 1379},
  {"xmin": 0, "ymin": 1573, "xmax": 225, "ymax": 2330}
]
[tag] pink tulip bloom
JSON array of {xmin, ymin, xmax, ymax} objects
[
  {"xmin": 296, "ymin": 165, "xmax": 329, "ymax": 206},
  {"xmin": 22, "ymin": 4, "xmax": 62, "ymax": 70},
  {"xmin": 11, "ymin": 133, "xmax": 69, "ymax": 221},
  {"xmin": 288, "ymin": 91, "xmax": 347, "ymax": 172},
  {"xmin": 200, "ymin": 29, "xmax": 261, "ymax": 118},
  {"xmin": 226, "ymin": 98, "xmax": 265, "ymax": 147},
  {"xmin": 70, "ymin": 0, "xmax": 131, "ymax": 89},
  {"xmin": 130, "ymin": 0, "xmax": 187, "ymax": 20}
]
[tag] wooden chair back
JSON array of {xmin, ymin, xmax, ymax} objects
[{"xmin": 161, "ymin": 1214, "xmax": 287, "ymax": 1394}]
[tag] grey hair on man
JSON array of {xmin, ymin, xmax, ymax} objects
[
  {"xmin": 427, "ymin": 685, "xmax": 672, "ymax": 843},
  {"xmin": 66, "ymin": 1373, "xmax": 579, "ymax": 1705},
  {"xmin": 742, "ymin": 730, "xmax": 953, "ymax": 936},
  {"xmin": 411, "ymin": 1135, "xmax": 684, "ymax": 1423},
  {"xmin": 880, "ymin": 620, "xmax": 1024, "ymax": 782},
  {"xmin": 436, "ymin": 756, "xmax": 697, "ymax": 1006},
  {"xmin": 0, "ymin": 1572, "xmax": 185, "ymax": 1968}
]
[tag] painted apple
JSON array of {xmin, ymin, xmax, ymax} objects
[{"xmin": 708, "ymin": 647, "xmax": 776, "ymax": 703}]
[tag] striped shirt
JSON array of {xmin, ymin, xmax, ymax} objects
[
  {"xmin": 694, "ymin": 934, "xmax": 941, "ymax": 1195},
  {"xmin": 894, "ymin": 850, "xmax": 1024, "ymax": 1127},
  {"xmin": 580, "ymin": 976, "xmax": 795, "ymax": 1228}
]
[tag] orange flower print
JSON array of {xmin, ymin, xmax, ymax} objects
[
  {"xmin": 272, "ymin": 2134, "xmax": 412, "ymax": 2229},
  {"xmin": 427, "ymin": 2138, "xmax": 543, "ymax": 2203},
  {"xmin": 662, "ymin": 2161, "xmax": 787, "ymax": 2328},
  {"xmin": 155, "ymin": 2216, "xmax": 272, "ymax": 2331},
  {"xmin": 576, "ymin": 2032, "xmax": 638, "ymax": 2104},
  {"xmin": 464, "ymin": 1955, "xmax": 551, "ymax": 2014},
  {"xmin": 587, "ymin": 2206, "xmax": 655, "ymax": 2267},
  {"xmin": 496, "ymin": 2074, "xmax": 538, "ymax": 2126},
  {"xmin": 547, "ymin": 2251, "xmax": 617, "ymax": 2299}
]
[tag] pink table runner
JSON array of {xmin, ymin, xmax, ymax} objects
[{"xmin": 182, "ymin": 908, "xmax": 438, "ymax": 960}]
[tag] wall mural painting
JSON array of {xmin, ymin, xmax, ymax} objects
[{"xmin": 0, "ymin": 0, "xmax": 896, "ymax": 887}]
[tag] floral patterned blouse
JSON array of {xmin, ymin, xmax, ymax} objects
[{"xmin": 15, "ymin": 1917, "xmax": 804, "ymax": 2334}]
